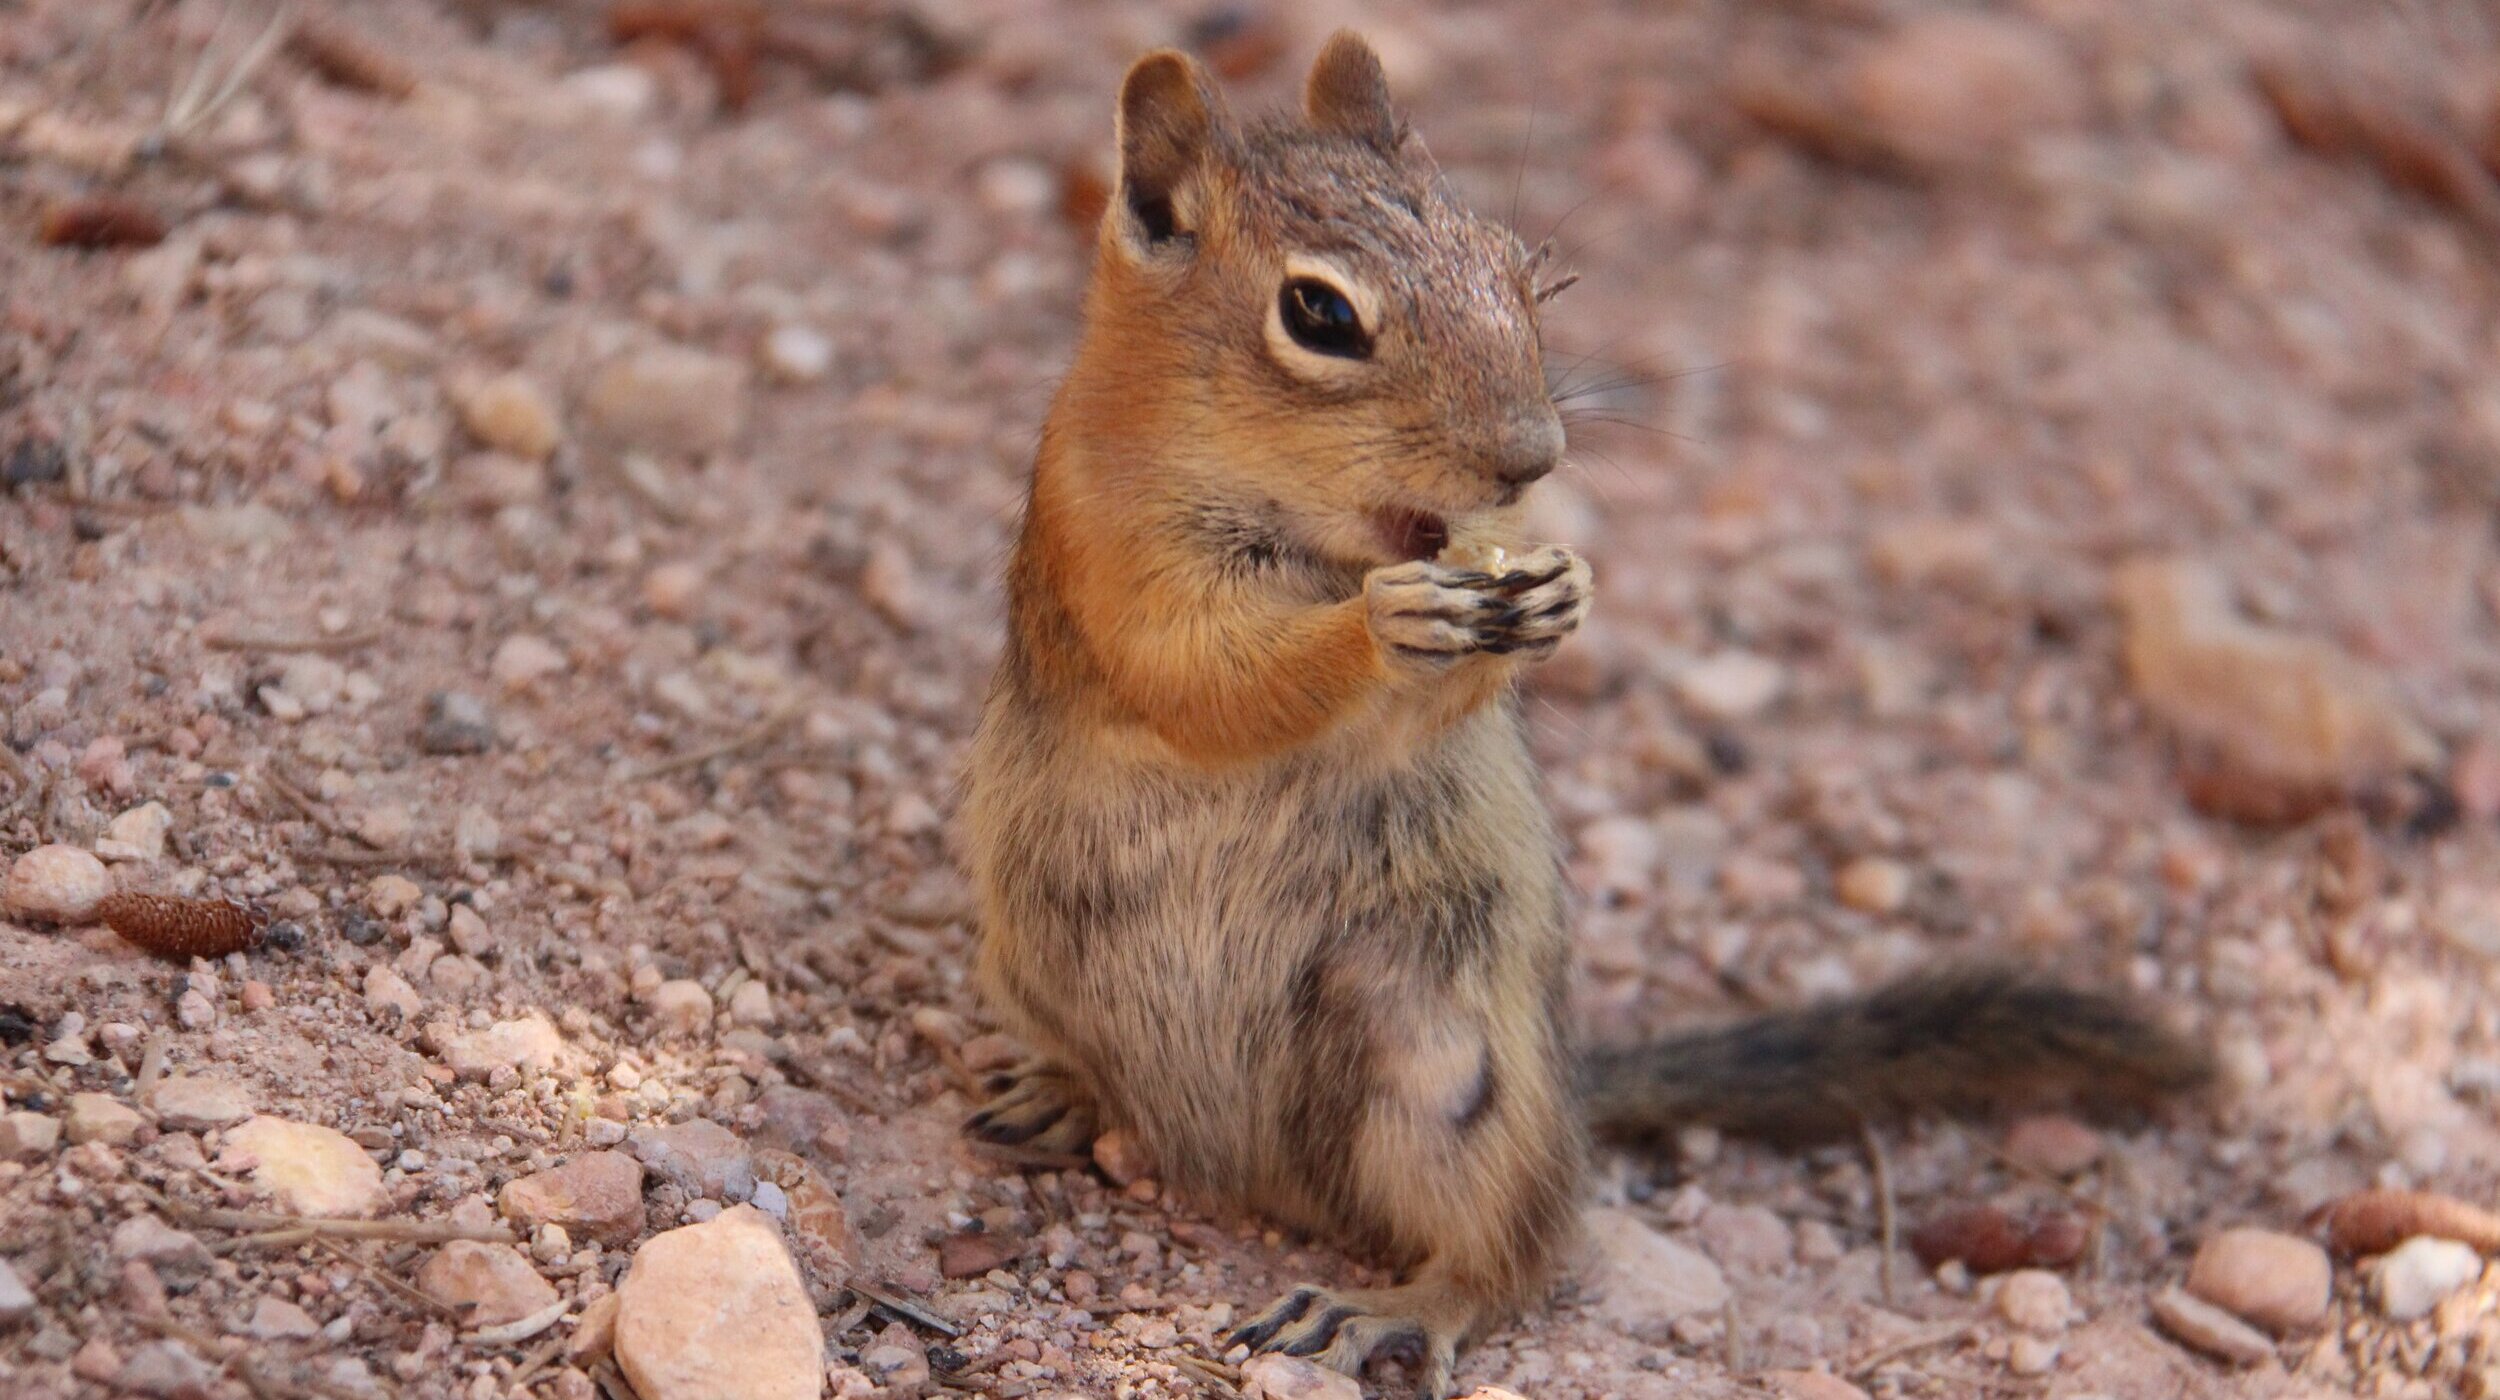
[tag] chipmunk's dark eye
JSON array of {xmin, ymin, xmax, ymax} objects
[{"xmin": 1280, "ymin": 278, "xmax": 1369, "ymax": 359}]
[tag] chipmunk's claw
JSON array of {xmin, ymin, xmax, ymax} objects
[{"xmin": 964, "ymin": 1060, "xmax": 1097, "ymax": 1155}]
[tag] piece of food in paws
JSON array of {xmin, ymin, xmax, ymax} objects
[{"xmin": 1439, "ymin": 538, "xmax": 1508, "ymax": 575}]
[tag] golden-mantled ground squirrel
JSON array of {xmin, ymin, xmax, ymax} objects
[{"xmin": 962, "ymin": 33, "xmax": 2210, "ymax": 1395}]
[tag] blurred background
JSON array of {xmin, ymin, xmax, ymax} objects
[{"xmin": 5, "ymin": 1, "xmax": 2500, "ymax": 1397}]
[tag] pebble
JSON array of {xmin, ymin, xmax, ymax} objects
[
  {"xmin": 2151, "ymin": 1284, "xmax": 2274, "ymax": 1366},
  {"xmin": 0, "ymin": 1110, "xmax": 59, "ymax": 1160},
  {"xmin": 1581, "ymin": 1206, "xmax": 1730, "ymax": 1337},
  {"xmin": 1671, "ymin": 651, "xmax": 1786, "ymax": 721},
  {"xmin": 0, "ymin": 1260, "xmax": 32, "ymax": 1323},
  {"xmin": 500, "ymin": 1151, "xmax": 648, "ymax": 1245},
  {"xmin": 368, "ymin": 874, "xmax": 423, "ymax": 918},
  {"xmin": 71, "ymin": 1336, "xmax": 121, "ymax": 1382},
  {"xmin": 628, "ymin": 1118, "xmax": 754, "ymax": 1202},
  {"xmin": 240, "ymin": 1295, "xmax": 321, "ymax": 1339},
  {"xmin": 1240, "ymin": 1353, "xmax": 1361, "ymax": 1400},
  {"xmin": 938, "ymin": 1230, "xmax": 1023, "ymax": 1279},
  {"xmin": 1092, "ymin": 1128, "xmax": 1154, "ymax": 1187},
  {"xmin": 421, "ymin": 690, "xmax": 498, "ymax": 755},
  {"xmin": 758, "ymin": 324, "xmax": 833, "ymax": 383},
  {"xmin": 95, "ymin": 801, "xmax": 173, "ymax": 862},
  {"xmin": 224, "ymin": 1116, "xmax": 388, "ymax": 1217},
  {"xmin": 2375, "ymin": 1236, "xmax": 2483, "ymax": 1322},
  {"xmin": 2183, "ymin": 1227, "xmax": 2330, "ymax": 1334},
  {"xmin": 111, "ymin": 1215, "xmax": 210, "ymax": 1271},
  {"xmin": 1576, "ymin": 815, "xmax": 1658, "ymax": 900},
  {"xmin": 455, "ymin": 372, "xmax": 562, "ymax": 460},
  {"xmin": 643, "ymin": 562, "xmax": 704, "ymax": 620},
  {"xmin": 1849, "ymin": 13, "xmax": 2085, "ymax": 167},
  {"xmin": 2003, "ymin": 1115, "xmax": 2104, "ymax": 1177},
  {"xmin": 1764, "ymin": 1373, "xmax": 1872, "ymax": 1400},
  {"xmin": 117, "ymin": 1340, "xmax": 219, "ymax": 1397},
  {"xmin": 491, "ymin": 634, "xmax": 569, "ymax": 689},
  {"xmin": 447, "ymin": 903, "xmax": 493, "ymax": 956},
  {"xmin": 4, "ymin": 844, "xmax": 112, "ymax": 922},
  {"xmin": 647, "ymin": 979, "xmax": 713, "ymax": 1035},
  {"xmin": 1833, "ymin": 856, "xmax": 1911, "ymax": 915},
  {"xmin": 1694, "ymin": 1203, "xmax": 1794, "ymax": 1276},
  {"xmin": 143, "ymin": 1075, "xmax": 253, "ymax": 1130},
  {"xmin": 417, "ymin": 1241, "xmax": 559, "ymax": 1328},
  {"xmin": 726, "ymin": 980, "xmax": 776, "ymax": 1029},
  {"xmin": 2113, "ymin": 558, "xmax": 2436, "ymax": 816},
  {"xmin": 2006, "ymin": 1335, "xmax": 2060, "ymax": 1376},
  {"xmin": 442, "ymin": 1014, "xmax": 567, "ymax": 1079},
  {"xmin": 1994, "ymin": 1269, "xmax": 2074, "ymax": 1333},
  {"xmin": 364, "ymin": 965, "xmax": 423, "ymax": 1021},
  {"xmin": 614, "ymin": 1205, "xmax": 820, "ymax": 1400},
  {"xmin": 584, "ymin": 344, "xmax": 749, "ymax": 457}
]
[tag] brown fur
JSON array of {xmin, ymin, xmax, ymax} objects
[{"xmin": 961, "ymin": 35, "xmax": 2208, "ymax": 1396}]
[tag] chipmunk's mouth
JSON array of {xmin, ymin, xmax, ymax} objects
[{"xmin": 1373, "ymin": 507, "xmax": 1450, "ymax": 562}]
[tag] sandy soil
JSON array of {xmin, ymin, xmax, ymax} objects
[{"xmin": 5, "ymin": 1, "xmax": 2500, "ymax": 1397}]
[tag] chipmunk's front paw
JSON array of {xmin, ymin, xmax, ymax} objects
[
  {"xmin": 964, "ymin": 1060, "xmax": 1098, "ymax": 1156},
  {"xmin": 1364, "ymin": 545, "xmax": 1590, "ymax": 675},
  {"xmin": 1475, "ymin": 544, "xmax": 1589, "ymax": 659},
  {"xmin": 1226, "ymin": 1284, "xmax": 1465, "ymax": 1398}
]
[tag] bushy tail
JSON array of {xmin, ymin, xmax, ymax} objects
[{"xmin": 1581, "ymin": 964, "xmax": 2214, "ymax": 1143}]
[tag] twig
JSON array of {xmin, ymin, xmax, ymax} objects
[
  {"xmin": 470, "ymin": 1297, "xmax": 569, "ymax": 1345},
  {"xmin": 1845, "ymin": 1321, "xmax": 1979, "ymax": 1381},
  {"xmin": 853, "ymin": 1281, "xmax": 963, "ymax": 1339},
  {"xmin": 163, "ymin": 1, "xmax": 296, "ymax": 143},
  {"xmin": 135, "ymin": 1031, "xmax": 169, "ymax": 1102},
  {"xmin": 167, "ymin": 1198, "xmax": 516, "ymax": 1245},
  {"xmin": 623, "ymin": 699, "xmax": 806, "ymax": 782},
  {"xmin": 263, "ymin": 768, "xmax": 360, "ymax": 843},
  {"xmin": 506, "ymin": 1324, "xmax": 571, "ymax": 1390},
  {"xmin": 1856, "ymin": 1114, "xmax": 1898, "ymax": 1307},
  {"xmin": 315, "ymin": 1235, "xmax": 462, "ymax": 1320},
  {"xmin": 1721, "ymin": 1293, "xmax": 1747, "ymax": 1374},
  {"xmin": 203, "ymin": 630, "xmax": 380, "ymax": 655}
]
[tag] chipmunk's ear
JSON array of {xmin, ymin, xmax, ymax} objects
[
  {"xmin": 1304, "ymin": 31, "xmax": 1402, "ymax": 152},
  {"xmin": 1114, "ymin": 49, "xmax": 1217, "ymax": 251}
]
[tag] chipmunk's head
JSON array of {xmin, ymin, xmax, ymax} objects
[{"xmin": 1080, "ymin": 32, "xmax": 1567, "ymax": 568}]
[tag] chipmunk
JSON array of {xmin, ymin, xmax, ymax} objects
[{"xmin": 960, "ymin": 33, "xmax": 2210, "ymax": 1396}]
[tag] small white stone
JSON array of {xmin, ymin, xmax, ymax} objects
[
  {"xmin": 96, "ymin": 801, "xmax": 174, "ymax": 862},
  {"xmin": 5, "ymin": 844, "xmax": 112, "ymax": 922},
  {"xmin": 0, "ymin": 1110, "xmax": 60, "ymax": 1160},
  {"xmin": 757, "ymin": 325, "xmax": 833, "ymax": 384},
  {"xmin": 646, "ymin": 980, "xmax": 713, "ymax": 1035},
  {"xmin": 643, "ymin": 562, "xmax": 705, "ymax": 621},
  {"xmin": 1994, "ymin": 1269, "xmax": 2074, "ymax": 1334},
  {"xmin": 223, "ymin": 1116, "xmax": 388, "ymax": 1217},
  {"xmin": 492, "ymin": 635, "xmax": 568, "ymax": 689},
  {"xmin": 1671, "ymin": 651, "xmax": 1786, "ymax": 721},
  {"xmin": 455, "ymin": 372, "xmax": 562, "ymax": 461},
  {"xmin": 727, "ymin": 981, "xmax": 776, "ymax": 1029},
  {"xmin": 65, "ymin": 1093, "xmax": 143, "ymax": 1146},
  {"xmin": 143, "ymin": 1075, "xmax": 253, "ymax": 1131},
  {"xmin": 2376, "ymin": 1236, "xmax": 2483, "ymax": 1322},
  {"xmin": 2006, "ymin": 1335, "xmax": 2060, "ymax": 1376},
  {"xmin": 1239, "ymin": 1353, "xmax": 1360, "ymax": 1400},
  {"xmin": 0, "ymin": 1259, "xmax": 33, "ymax": 1323}
]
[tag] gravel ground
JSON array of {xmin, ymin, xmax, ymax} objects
[{"xmin": 4, "ymin": 1, "xmax": 2500, "ymax": 1398}]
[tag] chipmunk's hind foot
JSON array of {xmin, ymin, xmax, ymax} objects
[
  {"xmin": 964, "ymin": 1060, "xmax": 1098, "ymax": 1156},
  {"xmin": 1227, "ymin": 1284, "xmax": 1465, "ymax": 1399}
]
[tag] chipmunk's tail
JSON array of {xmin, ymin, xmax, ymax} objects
[{"xmin": 1581, "ymin": 964, "xmax": 2214, "ymax": 1143}]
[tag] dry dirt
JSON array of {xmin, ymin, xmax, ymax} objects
[{"xmin": 5, "ymin": 1, "xmax": 2500, "ymax": 1398}]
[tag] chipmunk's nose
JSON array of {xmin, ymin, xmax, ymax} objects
[{"xmin": 1485, "ymin": 409, "xmax": 1564, "ymax": 491}]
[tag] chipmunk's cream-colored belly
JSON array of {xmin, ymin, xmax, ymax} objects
[{"xmin": 966, "ymin": 691, "xmax": 1568, "ymax": 1232}]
